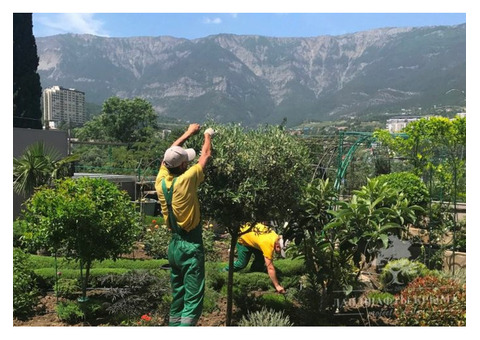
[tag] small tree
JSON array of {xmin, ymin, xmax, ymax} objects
[
  {"xmin": 190, "ymin": 123, "xmax": 313, "ymax": 325},
  {"xmin": 21, "ymin": 177, "xmax": 140, "ymax": 300},
  {"xmin": 324, "ymin": 179, "xmax": 422, "ymax": 293},
  {"xmin": 287, "ymin": 178, "xmax": 422, "ymax": 315}
]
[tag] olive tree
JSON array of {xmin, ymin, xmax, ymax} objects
[
  {"xmin": 21, "ymin": 177, "xmax": 140, "ymax": 300},
  {"xmin": 190, "ymin": 123, "xmax": 313, "ymax": 325}
]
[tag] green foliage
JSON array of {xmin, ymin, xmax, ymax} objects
[
  {"xmin": 21, "ymin": 177, "xmax": 140, "ymax": 260},
  {"xmin": 272, "ymin": 259, "xmax": 305, "ymax": 277},
  {"xmin": 74, "ymin": 96, "xmax": 169, "ymax": 174},
  {"xmin": 394, "ymin": 275, "xmax": 466, "ymax": 326},
  {"xmin": 379, "ymin": 258, "xmax": 432, "ymax": 292},
  {"xmin": 143, "ymin": 219, "xmax": 171, "ymax": 259},
  {"xmin": 284, "ymin": 178, "xmax": 340, "ymax": 312},
  {"xmin": 188, "ymin": 122, "xmax": 313, "ymax": 325},
  {"xmin": 326, "ymin": 178, "xmax": 422, "ymax": 271},
  {"xmin": 258, "ymin": 292, "xmax": 294, "ymax": 311},
  {"xmin": 31, "ymin": 255, "xmax": 169, "ymax": 291},
  {"xmin": 365, "ymin": 290, "xmax": 396, "ymax": 306},
  {"xmin": 56, "ymin": 301, "xmax": 85, "ymax": 324},
  {"xmin": 13, "ymin": 142, "xmax": 79, "ymax": 197},
  {"xmin": 374, "ymin": 116, "xmax": 466, "ymax": 201},
  {"xmin": 192, "ymin": 122, "xmax": 313, "ymax": 229},
  {"xmin": 203, "ymin": 224, "xmax": 221, "ymax": 262},
  {"xmin": 203, "ymin": 286, "xmax": 220, "ymax": 314},
  {"xmin": 232, "ymin": 272, "xmax": 273, "ymax": 293},
  {"xmin": 237, "ymin": 306, "xmax": 293, "ymax": 326},
  {"xmin": 13, "ymin": 219, "xmax": 27, "ymax": 248},
  {"xmin": 13, "ymin": 248, "xmax": 39, "ymax": 319},
  {"xmin": 55, "ymin": 278, "xmax": 81, "ymax": 299},
  {"xmin": 79, "ymin": 97, "xmax": 159, "ymax": 144},
  {"xmin": 375, "ymin": 172, "xmax": 430, "ymax": 208},
  {"xmin": 20, "ymin": 177, "xmax": 140, "ymax": 299},
  {"xmin": 286, "ymin": 177, "xmax": 422, "ymax": 314}
]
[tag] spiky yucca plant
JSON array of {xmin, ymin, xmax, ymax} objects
[{"xmin": 237, "ymin": 307, "xmax": 293, "ymax": 326}]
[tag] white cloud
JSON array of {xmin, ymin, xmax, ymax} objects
[
  {"xmin": 202, "ymin": 17, "xmax": 222, "ymax": 24},
  {"xmin": 35, "ymin": 13, "xmax": 109, "ymax": 37}
]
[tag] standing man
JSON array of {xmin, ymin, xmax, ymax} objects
[
  {"xmin": 155, "ymin": 123, "xmax": 214, "ymax": 326},
  {"xmin": 225, "ymin": 222, "xmax": 287, "ymax": 294}
]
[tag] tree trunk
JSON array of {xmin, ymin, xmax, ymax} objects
[
  {"xmin": 80, "ymin": 260, "xmax": 91, "ymax": 302},
  {"xmin": 226, "ymin": 232, "xmax": 238, "ymax": 326}
]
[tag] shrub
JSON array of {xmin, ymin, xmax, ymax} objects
[
  {"xmin": 258, "ymin": 292, "xmax": 294, "ymax": 311},
  {"xmin": 394, "ymin": 275, "xmax": 466, "ymax": 326},
  {"xmin": 237, "ymin": 306, "xmax": 293, "ymax": 326},
  {"xmin": 203, "ymin": 286, "xmax": 220, "ymax": 314},
  {"xmin": 13, "ymin": 219, "xmax": 27, "ymax": 248},
  {"xmin": 55, "ymin": 278, "xmax": 81, "ymax": 299},
  {"xmin": 365, "ymin": 290, "xmax": 396, "ymax": 306},
  {"xmin": 56, "ymin": 301, "xmax": 85, "ymax": 324},
  {"xmin": 13, "ymin": 248, "xmax": 39, "ymax": 319},
  {"xmin": 142, "ymin": 220, "xmax": 171, "ymax": 259},
  {"xmin": 379, "ymin": 258, "xmax": 432, "ymax": 292},
  {"xmin": 99, "ymin": 269, "xmax": 171, "ymax": 321},
  {"xmin": 375, "ymin": 172, "xmax": 430, "ymax": 208}
]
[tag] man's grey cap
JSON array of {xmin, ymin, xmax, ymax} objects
[{"xmin": 163, "ymin": 146, "xmax": 196, "ymax": 168}]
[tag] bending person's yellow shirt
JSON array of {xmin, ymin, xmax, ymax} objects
[{"xmin": 238, "ymin": 223, "xmax": 279, "ymax": 260}]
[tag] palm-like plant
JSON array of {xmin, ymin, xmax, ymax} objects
[{"xmin": 13, "ymin": 142, "xmax": 79, "ymax": 197}]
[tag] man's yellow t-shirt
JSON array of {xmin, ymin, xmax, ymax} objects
[
  {"xmin": 155, "ymin": 163, "xmax": 204, "ymax": 232},
  {"xmin": 238, "ymin": 223, "xmax": 279, "ymax": 260}
]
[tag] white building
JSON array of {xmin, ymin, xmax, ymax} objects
[
  {"xmin": 386, "ymin": 117, "xmax": 421, "ymax": 133},
  {"xmin": 42, "ymin": 86, "xmax": 86, "ymax": 129}
]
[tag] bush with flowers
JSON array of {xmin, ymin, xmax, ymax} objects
[
  {"xmin": 138, "ymin": 313, "xmax": 152, "ymax": 326},
  {"xmin": 143, "ymin": 219, "xmax": 171, "ymax": 259}
]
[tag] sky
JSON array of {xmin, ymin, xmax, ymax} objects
[{"xmin": 31, "ymin": 12, "xmax": 467, "ymax": 40}]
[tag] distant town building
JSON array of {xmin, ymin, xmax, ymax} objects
[
  {"xmin": 42, "ymin": 86, "xmax": 86, "ymax": 129},
  {"xmin": 456, "ymin": 112, "xmax": 466, "ymax": 118},
  {"xmin": 386, "ymin": 117, "xmax": 421, "ymax": 133}
]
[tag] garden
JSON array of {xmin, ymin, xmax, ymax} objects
[{"xmin": 13, "ymin": 98, "xmax": 466, "ymax": 326}]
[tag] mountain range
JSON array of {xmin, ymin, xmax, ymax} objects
[{"xmin": 36, "ymin": 24, "xmax": 466, "ymax": 127}]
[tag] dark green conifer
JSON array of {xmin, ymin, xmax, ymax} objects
[{"xmin": 13, "ymin": 13, "xmax": 42, "ymax": 129}]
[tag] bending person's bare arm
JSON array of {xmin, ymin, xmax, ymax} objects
[{"xmin": 264, "ymin": 257, "xmax": 285, "ymax": 294}]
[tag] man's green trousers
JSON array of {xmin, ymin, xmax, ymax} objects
[
  {"xmin": 225, "ymin": 242, "xmax": 266, "ymax": 272},
  {"xmin": 168, "ymin": 229, "xmax": 205, "ymax": 326}
]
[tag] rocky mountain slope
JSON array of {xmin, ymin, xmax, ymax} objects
[{"xmin": 36, "ymin": 24, "xmax": 466, "ymax": 126}]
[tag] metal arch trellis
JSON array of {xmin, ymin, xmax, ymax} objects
[{"xmin": 333, "ymin": 130, "xmax": 408, "ymax": 191}]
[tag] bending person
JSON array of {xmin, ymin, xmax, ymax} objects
[{"xmin": 225, "ymin": 222, "xmax": 287, "ymax": 294}]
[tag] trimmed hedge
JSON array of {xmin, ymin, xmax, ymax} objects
[
  {"xmin": 31, "ymin": 255, "xmax": 169, "ymax": 290},
  {"xmin": 30, "ymin": 254, "xmax": 169, "ymax": 270}
]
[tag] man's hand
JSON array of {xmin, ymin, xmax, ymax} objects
[
  {"xmin": 187, "ymin": 123, "xmax": 201, "ymax": 136},
  {"xmin": 204, "ymin": 128, "xmax": 216, "ymax": 136},
  {"xmin": 275, "ymin": 285, "xmax": 286, "ymax": 294},
  {"xmin": 171, "ymin": 123, "xmax": 200, "ymax": 147}
]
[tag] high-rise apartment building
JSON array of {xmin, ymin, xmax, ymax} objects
[{"xmin": 42, "ymin": 86, "xmax": 86, "ymax": 129}]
